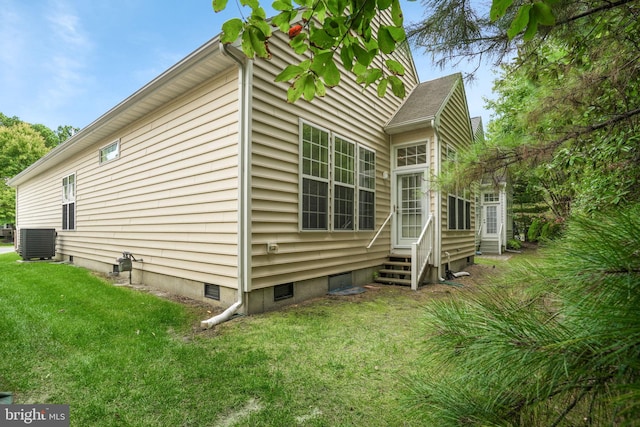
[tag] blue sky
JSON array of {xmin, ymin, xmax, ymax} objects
[{"xmin": 0, "ymin": 0, "xmax": 496, "ymax": 131}]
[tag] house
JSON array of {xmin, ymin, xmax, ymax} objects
[
  {"xmin": 8, "ymin": 20, "xmax": 476, "ymax": 321},
  {"xmin": 471, "ymin": 117, "xmax": 513, "ymax": 254}
]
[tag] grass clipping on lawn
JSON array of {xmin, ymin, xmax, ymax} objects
[{"xmin": 0, "ymin": 253, "xmax": 493, "ymax": 426}]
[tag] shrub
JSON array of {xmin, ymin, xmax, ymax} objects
[
  {"xmin": 407, "ymin": 204, "xmax": 640, "ymax": 426},
  {"xmin": 526, "ymin": 217, "xmax": 544, "ymax": 242},
  {"xmin": 506, "ymin": 239, "xmax": 521, "ymax": 250}
]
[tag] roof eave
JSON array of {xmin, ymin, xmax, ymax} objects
[{"xmin": 384, "ymin": 116, "xmax": 435, "ymax": 135}]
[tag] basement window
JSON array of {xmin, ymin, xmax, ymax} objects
[
  {"xmin": 274, "ymin": 283, "xmax": 294, "ymax": 301},
  {"xmin": 204, "ymin": 283, "xmax": 220, "ymax": 300}
]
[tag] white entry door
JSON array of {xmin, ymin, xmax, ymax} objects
[
  {"xmin": 483, "ymin": 204, "xmax": 498, "ymax": 239},
  {"xmin": 395, "ymin": 171, "xmax": 427, "ymax": 247}
]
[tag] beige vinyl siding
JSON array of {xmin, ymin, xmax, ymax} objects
[
  {"xmin": 15, "ymin": 69, "xmax": 241, "ymax": 287},
  {"xmin": 250, "ymin": 29, "xmax": 419, "ymax": 289},
  {"xmin": 15, "ymin": 173, "xmax": 61, "ymax": 231},
  {"xmin": 437, "ymin": 80, "xmax": 476, "ymax": 262}
]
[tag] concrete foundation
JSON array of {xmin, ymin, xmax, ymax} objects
[{"xmin": 57, "ymin": 253, "xmax": 380, "ymax": 316}]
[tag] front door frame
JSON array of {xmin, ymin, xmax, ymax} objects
[
  {"xmin": 482, "ymin": 203, "xmax": 500, "ymax": 240},
  {"xmin": 391, "ymin": 141, "xmax": 430, "ymax": 250}
]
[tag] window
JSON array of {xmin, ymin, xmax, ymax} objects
[
  {"xmin": 484, "ymin": 192, "xmax": 499, "ymax": 203},
  {"xmin": 300, "ymin": 122, "xmax": 376, "ymax": 231},
  {"xmin": 358, "ymin": 147, "xmax": 376, "ymax": 230},
  {"xmin": 62, "ymin": 174, "xmax": 75, "ymax": 230},
  {"xmin": 301, "ymin": 124, "xmax": 329, "ymax": 230},
  {"xmin": 397, "ymin": 143, "xmax": 427, "ymax": 167},
  {"xmin": 99, "ymin": 140, "xmax": 120, "ymax": 164},
  {"xmin": 334, "ymin": 137, "xmax": 355, "ymax": 230},
  {"xmin": 445, "ymin": 144, "xmax": 471, "ymax": 230},
  {"xmin": 448, "ymin": 195, "xmax": 472, "ymax": 230},
  {"xmin": 446, "ymin": 144, "xmax": 458, "ymax": 162}
]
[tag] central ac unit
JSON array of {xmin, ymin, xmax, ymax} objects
[{"xmin": 19, "ymin": 228, "xmax": 56, "ymax": 260}]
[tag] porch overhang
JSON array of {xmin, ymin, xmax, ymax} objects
[{"xmin": 384, "ymin": 117, "xmax": 434, "ymax": 135}]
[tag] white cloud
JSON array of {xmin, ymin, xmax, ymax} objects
[
  {"xmin": 47, "ymin": 0, "xmax": 91, "ymax": 49},
  {"xmin": 39, "ymin": 0, "xmax": 93, "ymax": 113}
]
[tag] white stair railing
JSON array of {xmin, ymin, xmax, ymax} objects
[
  {"xmin": 498, "ymin": 222, "xmax": 504, "ymax": 255},
  {"xmin": 367, "ymin": 211, "xmax": 394, "ymax": 249},
  {"xmin": 411, "ymin": 214, "xmax": 434, "ymax": 290}
]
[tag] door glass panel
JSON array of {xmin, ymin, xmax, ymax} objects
[
  {"xmin": 398, "ymin": 173, "xmax": 423, "ymax": 239},
  {"xmin": 486, "ymin": 205, "xmax": 497, "ymax": 234}
]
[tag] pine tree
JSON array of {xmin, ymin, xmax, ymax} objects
[{"xmin": 407, "ymin": 204, "xmax": 640, "ymax": 425}]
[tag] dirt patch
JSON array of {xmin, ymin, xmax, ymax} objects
[{"xmin": 94, "ymin": 256, "xmax": 518, "ymax": 334}]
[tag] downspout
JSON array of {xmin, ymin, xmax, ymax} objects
[
  {"xmin": 432, "ymin": 118, "xmax": 444, "ymax": 281},
  {"xmin": 201, "ymin": 42, "xmax": 252, "ymax": 328}
]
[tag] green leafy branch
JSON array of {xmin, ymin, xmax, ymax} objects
[
  {"xmin": 213, "ymin": 0, "xmax": 410, "ymax": 102},
  {"xmin": 490, "ymin": 0, "xmax": 557, "ymax": 41}
]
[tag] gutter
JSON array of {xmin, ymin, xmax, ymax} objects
[{"xmin": 201, "ymin": 42, "xmax": 252, "ymax": 328}]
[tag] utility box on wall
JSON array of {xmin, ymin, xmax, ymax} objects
[{"xmin": 19, "ymin": 228, "xmax": 56, "ymax": 260}]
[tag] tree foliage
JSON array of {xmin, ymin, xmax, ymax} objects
[
  {"xmin": 0, "ymin": 123, "xmax": 48, "ymax": 223},
  {"xmin": 427, "ymin": 1, "xmax": 640, "ymax": 217},
  {"xmin": 213, "ymin": 0, "xmax": 415, "ymax": 102},
  {"xmin": 213, "ymin": 0, "xmax": 573, "ymax": 102},
  {"xmin": 0, "ymin": 114, "xmax": 76, "ymax": 224},
  {"xmin": 407, "ymin": 204, "xmax": 640, "ymax": 425}
]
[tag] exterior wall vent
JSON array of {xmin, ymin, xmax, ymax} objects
[
  {"xmin": 19, "ymin": 228, "xmax": 56, "ymax": 261},
  {"xmin": 274, "ymin": 283, "xmax": 294, "ymax": 301},
  {"xmin": 204, "ymin": 283, "xmax": 220, "ymax": 300}
]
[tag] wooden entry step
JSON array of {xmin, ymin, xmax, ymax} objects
[{"xmin": 375, "ymin": 255, "xmax": 412, "ymax": 286}]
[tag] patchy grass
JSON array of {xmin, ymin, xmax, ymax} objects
[{"xmin": 0, "ymin": 252, "xmax": 525, "ymax": 426}]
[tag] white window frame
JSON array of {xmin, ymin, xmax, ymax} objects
[
  {"xmin": 358, "ymin": 146, "xmax": 376, "ymax": 231},
  {"xmin": 333, "ymin": 135, "xmax": 356, "ymax": 231},
  {"xmin": 62, "ymin": 173, "xmax": 76, "ymax": 231},
  {"xmin": 300, "ymin": 122, "xmax": 331, "ymax": 231},
  {"xmin": 483, "ymin": 192, "xmax": 500, "ymax": 203},
  {"xmin": 299, "ymin": 120, "xmax": 376, "ymax": 232},
  {"xmin": 99, "ymin": 139, "xmax": 120, "ymax": 164}
]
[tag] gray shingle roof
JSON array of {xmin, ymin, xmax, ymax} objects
[{"xmin": 385, "ymin": 73, "xmax": 460, "ymax": 132}]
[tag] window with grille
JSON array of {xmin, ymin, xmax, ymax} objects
[
  {"xmin": 62, "ymin": 174, "xmax": 75, "ymax": 230},
  {"xmin": 300, "ymin": 121, "xmax": 376, "ymax": 231}
]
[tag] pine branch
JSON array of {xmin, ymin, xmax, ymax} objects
[{"xmin": 556, "ymin": 0, "xmax": 638, "ymax": 26}]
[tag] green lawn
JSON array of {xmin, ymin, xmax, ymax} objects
[{"xmin": 0, "ymin": 252, "xmax": 510, "ymax": 426}]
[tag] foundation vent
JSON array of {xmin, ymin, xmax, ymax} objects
[
  {"xmin": 204, "ymin": 284, "xmax": 220, "ymax": 300},
  {"xmin": 274, "ymin": 283, "xmax": 294, "ymax": 301}
]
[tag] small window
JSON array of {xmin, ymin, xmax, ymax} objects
[
  {"xmin": 396, "ymin": 143, "xmax": 427, "ymax": 167},
  {"xmin": 100, "ymin": 140, "xmax": 120, "ymax": 164},
  {"xmin": 274, "ymin": 283, "xmax": 294, "ymax": 301},
  {"xmin": 204, "ymin": 283, "xmax": 220, "ymax": 300},
  {"xmin": 484, "ymin": 192, "xmax": 499, "ymax": 203}
]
